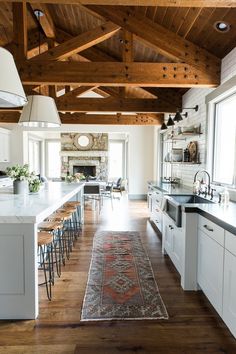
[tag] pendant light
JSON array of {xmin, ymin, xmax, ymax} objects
[
  {"xmin": 18, "ymin": 10, "xmax": 61, "ymax": 127},
  {"xmin": 173, "ymin": 105, "xmax": 198, "ymax": 122},
  {"xmin": 0, "ymin": 47, "xmax": 27, "ymax": 107},
  {"xmin": 160, "ymin": 122, "xmax": 167, "ymax": 131},
  {"xmin": 166, "ymin": 114, "xmax": 175, "ymax": 127}
]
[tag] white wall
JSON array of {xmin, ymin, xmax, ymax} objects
[
  {"xmin": 0, "ymin": 126, "xmax": 27, "ymax": 171},
  {"xmin": 168, "ymin": 47, "xmax": 236, "ymax": 187},
  {"xmin": 0, "ymin": 124, "xmax": 155, "ymax": 197}
]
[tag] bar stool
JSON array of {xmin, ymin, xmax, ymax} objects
[
  {"xmin": 63, "ymin": 201, "xmax": 82, "ymax": 232},
  {"xmin": 38, "ymin": 220, "xmax": 64, "ymax": 277},
  {"xmin": 38, "ymin": 231, "xmax": 54, "ymax": 301},
  {"xmin": 48, "ymin": 211, "xmax": 73, "ymax": 260},
  {"xmin": 58, "ymin": 205, "xmax": 79, "ymax": 243}
]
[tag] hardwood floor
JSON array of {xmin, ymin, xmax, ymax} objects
[{"xmin": 0, "ymin": 198, "xmax": 235, "ymax": 354}]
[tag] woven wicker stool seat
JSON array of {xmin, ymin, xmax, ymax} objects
[
  {"xmin": 38, "ymin": 221, "xmax": 63, "ymax": 231},
  {"xmin": 38, "ymin": 231, "xmax": 53, "ymax": 246},
  {"xmin": 64, "ymin": 201, "xmax": 80, "ymax": 207}
]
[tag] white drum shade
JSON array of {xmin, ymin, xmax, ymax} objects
[
  {"xmin": 0, "ymin": 47, "xmax": 27, "ymax": 107},
  {"xmin": 18, "ymin": 95, "xmax": 61, "ymax": 127}
]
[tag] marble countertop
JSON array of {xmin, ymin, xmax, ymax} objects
[{"xmin": 0, "ymin": 182, "xmax": 84, "ymax": 224}]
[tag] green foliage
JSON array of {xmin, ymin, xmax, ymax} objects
[
  {"xmin": 29, "ymin": 177, "xmax": 42, "ymax": 193},
  {"xmin": 6, "ymin": 164, "xmax": 31, "ymax": 181}
]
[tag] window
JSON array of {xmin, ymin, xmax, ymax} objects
[
  {"xmin": 28, "ymin": 139, "xmax": 41, "ymax": 174},
  {"xmin": 108, "ymin": 140, "xmax": 125, "ymax": 180},
  {"xmin": 212, "ymin": 93, "xmax": 236, "ymax": 186},
  {"xmin": 46, "ymin": 140, "xmax": 61, "ymax": 179}
]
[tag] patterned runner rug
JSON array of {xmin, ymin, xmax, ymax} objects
[{"xmin": 81, "ymin": 231, "xmax": 168, "ymax": 321}]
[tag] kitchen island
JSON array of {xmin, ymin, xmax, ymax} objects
[{"xmin": 0, "ymin": 182, "xmax": 84, "ymax": 320}]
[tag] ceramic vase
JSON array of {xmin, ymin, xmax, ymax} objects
[{"xmin": 13, "ymin": 180, "xmax": 29, "ymax": 195}]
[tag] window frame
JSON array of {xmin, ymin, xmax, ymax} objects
[
  {"xmin": 28, "ymin": 135, "xmax": 42, "ymax": 175},
  {"xmin": 206, "ymin": 76, "xmax": 236, "ymax": 190},
  {"xmin": 108, "ymin": 139, "xmax": 126, "ymax": 181},
  {"xmin": 45, "ymin": 139, "xmax": 61, "ymax": 179}
]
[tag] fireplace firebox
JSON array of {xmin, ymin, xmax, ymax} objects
[{"xmin": 73, "ymin": 165, "xmax": 96, "ymax": 177}]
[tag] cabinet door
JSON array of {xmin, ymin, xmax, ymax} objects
[
  {"xmin": 223, "ymin": 250, "xmax": 236, "ymax": 337},
  {"xmin": 0, "ymin": 132, "xmax": 10, "ymax": 162},
  {"xmin": 163, "ymin": 217, "xmax": 173, "ymax": 255},
  {"xmin": 171, "ymin": 226, "xmax": 183, "ymax": 274},
  {"xmin": 197, "ymin": 230, "xmax": 224, "ymax": 315}
]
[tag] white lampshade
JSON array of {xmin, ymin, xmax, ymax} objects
[
  {"xmin": 18, "ymin": 95, "xmax": 61, "ymax": 127},
  {"xmin": 0, "ymin": 47, "xmax": 27, "ymax": 107}
]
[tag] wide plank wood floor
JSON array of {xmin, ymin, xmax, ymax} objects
[{"xmin": 0, "ymin": 197, "xmax": 236, "ymax": 354}]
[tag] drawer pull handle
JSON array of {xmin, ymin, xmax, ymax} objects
[
  {"xmin": 204, "ymin": 225, "xmax": 213, "ymax": 232},
  {"xmin": 169, "ymin": 225, "xmax": 174, "ymax": 230},
  {"xmin": 156, "ymin": 199, "xmax": 160, "ymax": 203}
]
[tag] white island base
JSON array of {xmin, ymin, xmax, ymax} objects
[{"xmin": 0, "ymin": 182, "xmax": 84, "ymax": 319}]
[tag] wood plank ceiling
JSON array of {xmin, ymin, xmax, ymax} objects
[{"xmin": 0, "ymin": 1, "xmax": 236, "ymax": 125}]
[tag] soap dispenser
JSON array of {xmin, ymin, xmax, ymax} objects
[{"xmin": 219, "ymin": 187, "xmax": 230, "ymax": 206}]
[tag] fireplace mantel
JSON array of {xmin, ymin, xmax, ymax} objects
[{"xmin": 60, "ymin": 151, "xmax": 108, "ymax": 157}]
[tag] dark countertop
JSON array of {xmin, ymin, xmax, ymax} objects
[
  {"xmin": 148, "ymin": 181, "xmax": 236, "ymax": 235},
  {"xmin": 148, "ymin": 180, "xmax": 193, "ymax": 194},
  {"xmin": 183, "ymin": 202, "xmax": 236, "ymax": 236}
]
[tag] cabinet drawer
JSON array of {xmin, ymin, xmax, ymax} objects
[
  {"xmin": 198, "ymin": 215, "xmax": 224, "ymax": 246},
  {"xmin": 225, "ymin": 231, "xmax": 236, "ymax": 257}
]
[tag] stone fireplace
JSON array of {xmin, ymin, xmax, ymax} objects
[
  {"xmin": 73, "ymin": 165, "xmax": 96, "ymax": 177},
  {"xmin": 60, "ymin": 133, "xmax": 108, "ymax": 181}
]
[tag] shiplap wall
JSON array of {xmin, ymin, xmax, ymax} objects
[{"xmin": 170, "ymin": 47, "xmax": 236, "ymax": 187}]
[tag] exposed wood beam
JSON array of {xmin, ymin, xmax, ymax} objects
[
  {"xmin": 54, "ymin": 28, "xmax": 118, "ymax": 62},
  {"xmin": 56, "ymin": 97, "xmax": 176, "ymax": 113},
  {"xmin": 12, "ymin": 2, "xmax": 28, "ymax": 59},
  {"xmin": 87, "ymin": 6, "xmax": 221, "ymax": 76},
  {"xmin": 0, "ymin": 111, "xmax": 163, "ymax": 125},
  {"xmin": 31, "ymin": 21, "xmax": 120, "ymax": 61},
  {"xmin": 17, "ymin": 61, "xmax": 219, "ymax": 87},
  {"xmin": 122, "ymin": 30, "xmax": 133, "ymax": 63},
  {"xmin": 144, "ymin": 88, "xmax": 183, "ymax": 108},
  {"xmin": 121, "ymin": 30, "xmax": 133, "ymax": 97},
  {"xmin": 30, "ymin": 3, "xmax": 56, "ymax": 38},
  {"xmin": 5, "ymin": 1, "xmax": 236, "ymax": 7},
  {"xmin": 60, "ymin": 113, "xmax": 164, "ymax": 125},
  {"xmin": 56, "ymin": 86, "xmax": 98, "ymax": 102}
]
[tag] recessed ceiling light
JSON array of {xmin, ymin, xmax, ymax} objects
[{"xmin": 214, "ymin": 21, "xmax": 231, "ymax": 33}]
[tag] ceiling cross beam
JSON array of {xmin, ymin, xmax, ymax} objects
[
  {"xmin": 4, "ymin": 1, "xmax": 236, "ymax": 6},
  {"xmin": 56, "ymin": 86, "xmax": 98, "ymax": 102},
  {"xmin": 87, "ymin": 6, "xmax": 221, "ymax": 77},
  {"xmin": 12, "ymin": 2, "xmax": 28, "ymax": 60},
  {"xmin": 0, "ymin": 111, "xmax": 164, "ymax": 125},
  {"xmin": 17, "ymin": 61, "xmax": 220, "ymax": 87},
  {"xmin": 30, "ymin": 3, "xmax": 56, "ymax": 38},
  {"xmin": 56, "ymin": 96, "xmax": 176, "ymax": 112},
  {"xmin": 30, "ymin": 21, "xmax": 120, "ymax": 61}
]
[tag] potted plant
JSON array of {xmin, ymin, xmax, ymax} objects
[
  {"xmin": 6, "ymin": 164, "xmax": 31, "ymax": 195},
  {"xmin": 29, "ymin": 175, "xmax": 42, "ymax": 193}
]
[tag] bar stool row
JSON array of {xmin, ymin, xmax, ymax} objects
[{"xmin": 37, "ymin": 201, "xmax": 81, "ymax": 300}]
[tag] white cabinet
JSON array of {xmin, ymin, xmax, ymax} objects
[
  {"xmin": 150, "ymin": 189, "xmax": 163, "ymax": 233},
  {"xmin": 163, "ymin": 214, "xmax": 183, "ymax": 274},
  {"xmin": 0, "ymin": 128, "xmax": 10, "ymax": 162},
  {"xmin": 197, "ymin": 228, "xmax": 224, "ymax": 315},
  {"xmin": 223, "ymin": 231, "xmax": 236, "ymax": 337},
  {"xmin": 0, "ymin": 177, "xmax": 12, "ymax": 188}
]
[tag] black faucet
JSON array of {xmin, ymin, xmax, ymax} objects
[{"xmin": 193, "ymin": 170, "xmax": 211, "ymax": 196}]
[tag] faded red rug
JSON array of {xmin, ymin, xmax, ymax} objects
[{"xmin": 81, "ymin": 231, "xmax": 168, "ymax": 321}]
